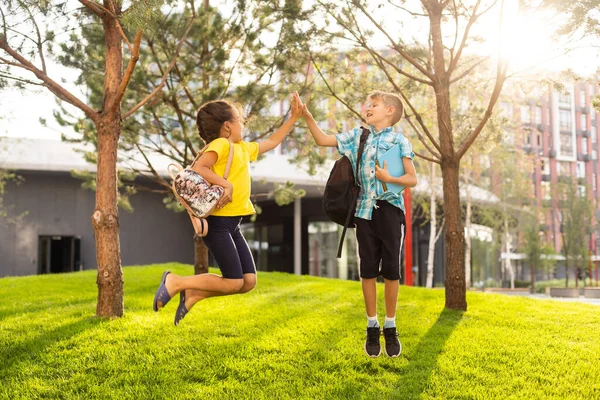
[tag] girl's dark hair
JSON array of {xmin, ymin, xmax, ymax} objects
[{"xmin": 195, "ymin": 100, "xmax": 242, "ymax": 143}]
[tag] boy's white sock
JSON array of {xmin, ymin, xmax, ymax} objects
[
  {"xmin": 383, "ymin": 316, "xmax": 396, "ymax": 329},
  {"xmin": 367, "ymin": 315, "xmax": 379, "ymax": 328}
]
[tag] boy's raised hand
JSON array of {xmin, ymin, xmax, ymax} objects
[{"xmin": 291, "ymin": 91, "xmax": 303, "ymax": 120}]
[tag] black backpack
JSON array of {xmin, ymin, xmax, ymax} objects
[{"xmin": 322, "ymin": 127, "xmax": 369, "ymax": 258}]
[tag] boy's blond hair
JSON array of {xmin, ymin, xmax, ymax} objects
[{"xmin": 367, "ymin": 91, "xmax": 404, "ymax": 126}]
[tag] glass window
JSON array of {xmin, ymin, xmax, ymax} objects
[
  {"xmin": 577, "ymin": 162, "xmax": 585, "ymax": 178},
  {"xmin": 535, "ymin": 107, "xmax": 543, "ymax": 124},
  {"xmin": 582, "ymin": 138, "xmax": 588, "ymax": 155},
  {"xmin": 500, "ymin": 102, "xmax": 514, "ymax": 118},
  {"xmin": 592, "ymin": 126, "xmax": 597, "ymax": 143},
  {"xmin": 559, "ymin": 110, "xmax": 572, "ymax": 130},
  {"xmin": 578, "ymin": 185, "xmax": 586, "ymax": 197},
  {"xmin": 559, "ymin": 91, "xmax": 571, "ymax": 105},
  {"xmin": 559, "ymin": 134, "xmax": 574, "ymax": 157},
  {"xmin": 521, "ymin": 105, "xmax": 531, "ymax": 123},
  {"xmin": 580, "ymin": 89, "xmax": 586, "ymax": 106},
  {"xmin": 542, "ymin": 181, "xmax": 551, "ymax": 200},
  {"xmin": 541, "ymin": 158, "xmax": 548, "ymax": 174},
  {"xmin": 581, "ymin": 114, "xmax": 587, "ymax": 130}
]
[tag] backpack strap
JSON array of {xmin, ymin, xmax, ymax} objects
[
  {"xmin": 190, "ymin": 139, "xmax": 234, "ymax": 180},
  {"xmin": 336, "ymin": 126, "xmax": 370, "ymax": 258}
]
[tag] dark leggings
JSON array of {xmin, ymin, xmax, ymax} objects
[{"xmin": 202, "ymin": 216, "xmax": 256, "ymax": 279}]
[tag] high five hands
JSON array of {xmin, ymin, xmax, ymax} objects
[{"xmin": 291, "ymin": 91, "xmax": 303, "ymax": 120}]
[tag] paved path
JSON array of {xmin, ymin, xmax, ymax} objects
[{"xmin": 481, "ymin": 290, "xmax": 600, "ymax": 306}]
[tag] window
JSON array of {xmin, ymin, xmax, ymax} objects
[
  {"xmin": 594, "ymin": 173, "xmax": 598, "ymax": 192},
  {"xmin": 500, "ymin": 102, "xmax": 514, "ymax": 118},
  {"xmin": 559, "ymin": 134, "xmax": 574, "ymax": 157},
  {"xmin": 521, "ymin": 105, "xmax": 531, "ymax": 124},
  {"xmin": 559, "ymin": 91, "xmax": 571, "ymax": 105},
  {"xmin": 592, "ymin": 126, "xmax": 597, "ymax": 143},
  {"xmin": 535, "ymin": 107, "xmax": 543, "ymax": 124},
  {"xmin": 542, "ymin": 181, "xmax": 551, "ymax": 200},
  {"xmin": 581, "ymin": 114, "xmax": 587, "ymax": 130},
  {"xmin": 582, "ymin": 138, "xmax": 588, "ymax": 155},
  {"xmin": 541, "ymin": 158, "xmax": 550, "ymax": 174},
  {"xmin": 594, "ymin": 150, "xmax": 598, "ymax": 161},
  {"xmin": 577, "ymin": 162, "xmax": 586, "ymax": 178},
  {"xmin": 559, "ymin": 109, "xmax": 572, "ymax": 131},
  {"xmin": 580, "ymin": 89, "xmax": 586, "ymax": 106},
  {"xmin": 578, "ymin": 185, "xmax": 586, "ymax": 197},
  {"xmin": 526, "ymin": 131, "xmax": 532, "ymax": 145}
]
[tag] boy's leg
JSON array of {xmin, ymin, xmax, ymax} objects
[
  {"xmin": 355, "ymin": 217, "xmax": 383, "ymax": 357},
  {"xmin": 376, "ymin": 202, "xmax": 406, "ymax": 357}
]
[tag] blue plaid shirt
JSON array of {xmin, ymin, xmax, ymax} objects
[{"xmin": 336, "ymin": 125, "xmax": 415, "ymax": 220}]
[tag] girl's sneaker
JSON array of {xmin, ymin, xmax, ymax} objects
[
  {"xmin": 364, "ymin": 327, "xmax": 382, "ymax": 357},
  {"xmin": 382, "ymin": 327, "xmax": 402, "ymax": 357}
]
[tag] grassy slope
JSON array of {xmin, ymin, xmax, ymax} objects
[{"xmin": 1, "ymin": 263, "xmax": 599, "ymax": 400}]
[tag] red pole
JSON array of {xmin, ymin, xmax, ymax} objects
[{"xmin": 404, "ymin": 188, "xmax": 413, "ymax": 286}]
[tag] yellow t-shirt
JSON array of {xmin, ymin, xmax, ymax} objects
[{"xmin": 205, "ymin": 138, "xmax": 259, "ymax": 216}]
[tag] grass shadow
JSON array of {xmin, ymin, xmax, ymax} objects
[
  {"xmin": 1, "ymin": 315, "xmax": 105, "ymax": 376},
  {"xmin": 392, "ymin": 307, "xmax": 463, "ymax": 397}
]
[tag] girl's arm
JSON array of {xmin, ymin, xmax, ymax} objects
[
  {"xmin": 258, "ymin": 92, "xmax": 303, "ymax": 155},
  {"xmin": 192, "ymin": 151, "xmax": 233, "ymax": 209}
]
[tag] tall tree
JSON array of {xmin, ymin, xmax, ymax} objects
[
  {"xmin": 57, "ymin": 1, "xmax": 314, "ymax": 274},
  {"xmin": 559, "ymin": 180, "xmax": 593, "ymax": 288},
  {"xmin": 0, "ymin": 1, "xmax": 196, "ymax": 317},
  {"xmin": 305, "ymin": 0, "xmax": 509, "ymax": 310}
]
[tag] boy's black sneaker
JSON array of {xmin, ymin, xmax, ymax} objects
[
  {"xmin": 383, "ymin": 327, "xmax": 402, "ymax": 357},
  {"xmin": 364, "ymin": 327, "xmax": 382, "ymax": 357}
]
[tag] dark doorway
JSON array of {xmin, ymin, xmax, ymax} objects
[{"xmin": 38, "ymin": 236, "xmax": 82, "ymax": 274}]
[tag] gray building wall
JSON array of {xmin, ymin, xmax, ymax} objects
[{"xmin": 0, "ymin": 171, "xmax": 194, "ymax": 277}]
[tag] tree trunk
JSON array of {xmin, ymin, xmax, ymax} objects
[
  {"xmin": 442, "ymin": 160, "xmax": 467, "ymax": 310},
  {"xmin": 194, "ymin": 234, "xmax": 209, "ymax": 274},
  {"xmin": 93, "ymin": 115, "xmax": 123, "ymax": 317},
  {"xmin": 530, "ymin": 260, "xmax": 536, "ymax": 294},
  {"xmin": 464, "ymin": 171, "xmax": 472, "ymax": 289},
  {"xmin": 93, "ymin": 5, "xmax": 124, "ymax": 317},
  {"xmin": 426, "ymin": 166, "xmax": 437, "ymax": 289},
  {"xmin": 504, "ymin": 218, "xmax": 515, "ymax": 289}
]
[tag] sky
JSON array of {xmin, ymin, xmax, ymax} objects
[{"xmin": 1, "ymin": 0, "xmax": 599, "ymax": 141}]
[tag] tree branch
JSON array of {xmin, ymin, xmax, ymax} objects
[
  {"xmin": 416, "ymin": 150, "xmax": 441, "ymax": 164},
  {"xmin": 0, "ymin": 72, "xmax": 45, "ymax": 86},
  {"xmin": 112, "ymin": 30, "xmax": 142, "ymax": 110},
  {"xmin": 449, "ymin": 57, "xmax": 488, "ymax": 84},
  {"xmin": 0, "ymin": 38, "xmax": 98, "ymax": 121},
  {"xmin": 78, "ymin": 0, "xmax": 111, "ymax": 19},
  {"xmin": 309, "ymin": 56, "xmax": 365, "ymax": 123},
  {"xmin": 447, "ymin": 0, "xmax": 481, "ymax": 75},
  {"xmin": 123, "ymin": 14, "xmax": 196, "ymax": 119},
  {"xmin": 457, "ymin": 61, "xmax": 508, "ymax": 159},
  {"xmin": 405, "ymin": 115, "xmax": 441, "ymax": 159},
  {"xmin": 352, "ymin": 0, "xmax": 435, "ymax": 80}
]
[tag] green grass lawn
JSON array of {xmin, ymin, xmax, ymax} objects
[{"xmin": 1, "ymin": 263, "xmax": 599, "ymax": 400}]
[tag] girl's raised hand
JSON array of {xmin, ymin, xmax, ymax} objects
[{"xmin": 291, "ymin": 91, "xmax": 303, "ymax": 119}]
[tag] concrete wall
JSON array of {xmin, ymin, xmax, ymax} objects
[{"xmin": 0, "ymin": 171, "xmax": 194, "ymax": 277}]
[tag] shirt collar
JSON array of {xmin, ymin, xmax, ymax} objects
[{"xmin": 369, "ymin": 125, "xmax": 394, "ymax": 135}]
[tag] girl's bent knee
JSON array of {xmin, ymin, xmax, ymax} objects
[{"xmin": 225, "ymin": 278, "xmax": 244, "ymax": 292}]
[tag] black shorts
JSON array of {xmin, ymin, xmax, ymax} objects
[
  {"xmin": 355, "ymin": 200, "xmax": 406, "ymax": 281},
  {"xmin": 202, "ymin": 216, "xmax": 256, "ymax": 279}
]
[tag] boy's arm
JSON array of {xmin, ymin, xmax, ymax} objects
[
  {"xmin": 258, "ymin": 92, "xmax": 303, "ymax": 155},
  {"xmin": 303, "ymin": 105, "xmax": 338, "ymax": 147},
  {"xmin": 375, "ymin": 157, "xmax": 418, "ymax": 188}
]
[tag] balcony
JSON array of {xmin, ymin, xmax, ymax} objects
[
  {"xmin": 549, "ymin": 150, "xmax": 557, "ymax": 158},
  {"xmin": 578, "ymin": 129, "xmax": 590, "ymax": 137},
  {"xmin": 541, "ymin": 174, "xmax": 551, "ymax": 181}
]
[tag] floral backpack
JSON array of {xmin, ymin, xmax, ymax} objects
[{"xmin": 168, "ymin": 141, "xmax": 233, "ymax": 236}]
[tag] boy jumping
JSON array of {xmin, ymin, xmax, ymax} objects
[{"xmin": 301, "ymin": 91, "xmax": 417, "ymax": 357}]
